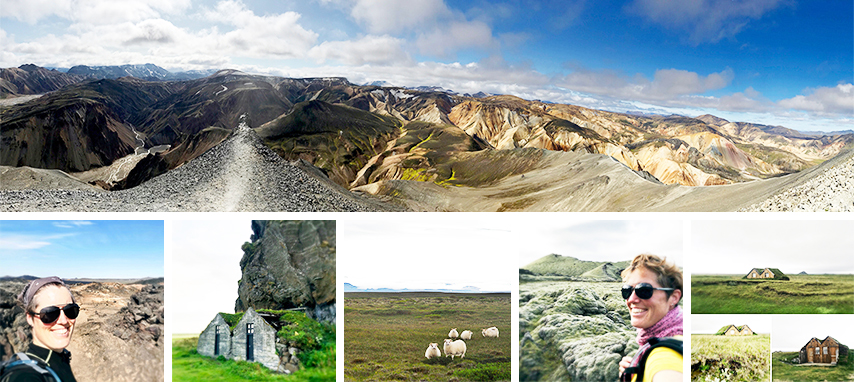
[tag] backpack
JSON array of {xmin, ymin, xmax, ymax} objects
[
  {"xmin": 0, "ymin": 352, "xmax": 61, "ymax": 382},
  {"xmin": 620, "ymin": 337, "xmax": 683, "ymax": 382}
]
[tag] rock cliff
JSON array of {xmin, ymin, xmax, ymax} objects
[{"xmin": 235, "ymin": 220, "xmax": 336, "ymax": 324}]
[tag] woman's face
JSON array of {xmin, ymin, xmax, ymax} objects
[
  {"xmin": 26, "ymin": 285, "xmax": 75, "ymax": 352},
  {"xmin": 623, "ymin": 267, "xmax": 680, "ymax": 329}
]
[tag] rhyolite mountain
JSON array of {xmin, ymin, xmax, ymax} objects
[
  {"xmin": 2, "ymin": 64, "xmax": 852, "ymax": 209},
  {"xmin": 235, "ymin": 220, "xmax": 336, "ymax": 324}
]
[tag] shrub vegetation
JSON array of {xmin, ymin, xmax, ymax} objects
[
  {"xmin": 692, "ymin": 274, "xmax": 854, "ymax": 314},
  {"xmin": 691, "ymin": 334, "xmax": 770, "ymax": 382}
]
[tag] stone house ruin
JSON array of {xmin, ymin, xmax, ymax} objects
[
  {"xmin": 743, "ymin": 268, "xmax": 788, "ymax": 280},
  {"xmin": 799, "ymin": 336, "xmax": 849, "ymax": 365},
  {"xmin": 717, "ymin": 324, "xmax": 754, "ymax": 336},
  {"xmin": 197, "ymin": 307, "xmax": 302, "ymax": 373}
]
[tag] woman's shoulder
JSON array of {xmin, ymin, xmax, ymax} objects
[
  {"xmin": 1, "ymin": 354, "xmax": 60, "ymax": 382},
  {"xmin": 642, "ymin": 346, "xmax": 682, "ymax": 382}
]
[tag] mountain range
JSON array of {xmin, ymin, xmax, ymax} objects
[{"xmin": 1, "ymin": 64, "xmax": 852, "ymax": 211}]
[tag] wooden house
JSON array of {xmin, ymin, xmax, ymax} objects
[
  {"xmin": 799, "ymin": 336, "xmax": 849, "ymax": 364},
  {"xmin": 743, "ymin": 268, "xmax": 788, "ymax": 280},
  {"xmin": 716, "ymin": 324, "xmax": 754, "ymax": 336}
]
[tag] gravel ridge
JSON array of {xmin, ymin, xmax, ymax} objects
[
  {"xmin": 739, "ymin": 150, "xmax": 854, "ymax": 212},
  {"xmin": 0, "ymin": 122, "xmax": 400, "ymax": 212}
]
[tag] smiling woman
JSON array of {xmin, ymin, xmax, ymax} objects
[
  {"xmin": 2, "ymin": 277, "xmax": 79, "ymax": 382},
  {"xmin": 618, "ymin": 254, "xmax": 683, "ymax": 382}
]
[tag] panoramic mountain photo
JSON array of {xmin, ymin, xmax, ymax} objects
[{"xmin": 1, "ymin": 1, "xmax": 851, "ymax": 211}]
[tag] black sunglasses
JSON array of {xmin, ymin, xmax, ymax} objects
[
  {"xmin": 30, "ymin": 303, "xmax": 80, "ymax": 324},
  {"xmin": 621, "ymin": 283, "xmax": 674, "ymax": 300}
]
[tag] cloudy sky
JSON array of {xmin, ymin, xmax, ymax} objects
[
  {"xmin": 339, "ymin": 218, "xmax": 682, "ymax": 291},
  {"xmin": 0, "ymin": 220, "xmax": 164, "ymax": 279},
  {"xmin": 1, "ymin": 0, "xmax": 851, "ymax": 132},
  {"xmin": 772, "ymin": 315, "xmax": 853, "ymax": 352},
  {"xmin": 171, "ymin": 219, "xmax": 253, "ymax": 334},
  {"xmin": 691, "ymin": 220, "xmax": 854, "ymax": 275}
]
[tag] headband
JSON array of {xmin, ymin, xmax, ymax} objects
[{"xmin": 18, "ymin": 276, "xmax": 66, "ymax": 309}]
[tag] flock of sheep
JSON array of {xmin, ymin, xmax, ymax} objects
[{"xmin": 424, "ymin": 326, "xmax": 500, "ymax": 360}]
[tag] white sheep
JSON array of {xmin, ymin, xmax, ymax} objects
[
  {"xmin": 482, "ymin": 326, "xmax": 499, "ymax": 338},
  {"xmin": 448, "ymin": 328, "xmax": 459, "ymax": 339},
  {"xmin": 443, "ymin": 339, "xmax": 467, "ymax": 359},
  {"xmin": 460, "ymin": 330, "xmax": 473, "ymax": 340},
  {"xmin": 424, "ymin": 343, "xmax": 441, "ymax": 359}
]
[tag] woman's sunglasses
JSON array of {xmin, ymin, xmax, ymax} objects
[
  {"xmin": 30, "ymin": 303, "xmax": 80, "ymax": 324},
  {"xmin": 621, "ymin": 283, "xmax": 674, "ymax": 300}
]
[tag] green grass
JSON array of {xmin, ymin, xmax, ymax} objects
[
  {"xmin": 172, "ymin": 337, "xmax": 335, "ymax": 381},
  {"xmin": 691, "ymin": 274, "xmax": 854, "ymax": 314},
  {"xmin": 344, "ymin": 292, "xmax": 511, "ymax": 382},
  {"xmin": 691, "ymin": 334, "xmax": 770, "ymax": 382},
  {"xmin": 772, "ymin": 351, "xmax": 854, "ymax": 382}
]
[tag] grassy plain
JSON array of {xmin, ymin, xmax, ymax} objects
[
  {"xmin": 772, "ymin": 351, "xmax": 854, "ymax": 382},
  {"xmin": 691, "ymin": 334, "xmax": 770, "ymax": 382},
  {"xmin": 171, "ymin": 336, "xmax": 335, "ymax": 381},
  {"xmin": 691, "ymin": 274, "xmax": 854, "ymax": 314},
  {"xmin": 344, "ymin": 292, "xmax": 511, "ymax": 382}
]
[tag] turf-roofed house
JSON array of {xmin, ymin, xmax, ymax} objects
[
  {"xmin": 799, "ymin": 336, "xmax": 849, "ymax": 365},
  {"xmin": 717, "ymin": 324, "xmax": 755, "ymax": 336},
  {"xmin": 197, "ymin": 307, "xmax": 314, "ymax": 373},
  {"xmin": 743, "ymin": 268, "xmax": 789, "ymax": 280}
]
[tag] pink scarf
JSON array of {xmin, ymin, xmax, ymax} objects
[{"xmin": 637, "ymin": 306, "xmax": 683, "ymax": 346}]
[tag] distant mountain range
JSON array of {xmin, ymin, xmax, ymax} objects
[
  {"xmin": 0, "ymin": 63, "xmax": 215, "ymax": 98},
  {"xmin": 0, "ymin": 275, "xmax": 164, "ymax": 284},
  {"xmin": 343, "ymin": 283, "xmax": 507, "ymax": 293},
  {"xmin": 65, "ymin": 64, "xmax": 216, "ymax": 81}
]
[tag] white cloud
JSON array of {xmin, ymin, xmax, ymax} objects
[
  {"xmin": 415, "ymin": 20, "xmax": 498, "ymax": 58},
  {"xmin": 123, "ymin": 19, "xmax": 182, "ymax": 45},
  {"xmin": 778, "ymin": 83, "xmax": 854, "ymax": 117},
  {"xmin": 308, "ymin": 35, "xmax": 409, "ymax": 65},
  {"xmin": 53, "ymin": 221, "xmax": 93, "ymax": 228},
  {"xmin": 0, "ymin": 233, "xmax": 76, "ymax": 250},
  {"xmin": 559, "ymin": 67, "xmax": 734, "ymax": 102},
  {"xmin": 2, "ymin": 0, "xmax": 191, "ymax": 25},
  {"xmin": 0, "ymin": 237, "xmax": 52, "ymax": 250},
  {"xmin": 626, "ymin": 0, "xmax": 788, "ymax": 44},
  {"xmin": 350, "ymin": 0, "xmax": 450, "ymax": 34},
  {"xmin": 202, "ymin": 0, "xmax": 318, "ymax": 58}
]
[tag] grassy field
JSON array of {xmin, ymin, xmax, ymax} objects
[
  {"xmin": 344, "ymin": 292, "xmax": 511, "ymax": 382},
  {"xmin": 172, "ymin": 336, "xmax": 335, "ymax": 381},
  {"xmin": 691, "ymin": 334, "xmax": 770, "ymax": 382},
  {"xmin": 772, "ymin": 351, "xmax": 854, "ymax": 382},
  {"xmin": 691, "ymin": 274, "xmax": 854, "ymax": 314}
]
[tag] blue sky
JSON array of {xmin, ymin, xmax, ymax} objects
[
  {"xmin": 1, "ymin": 0, "xmax": 851, "ymax": 132},
  {"xmin": 0, "ymin": 220, "xmax": 164, "ymax": 279}
]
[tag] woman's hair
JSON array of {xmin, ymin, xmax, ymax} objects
[
  {"xmin": 17, "ymin": 277, "xmax": 76, "ymax": 315},
  {"xmin": 620, "ymin": 253, "xmax": 683, "ymax": 298}
]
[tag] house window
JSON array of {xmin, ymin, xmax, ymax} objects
[
  {"xmin": 823, "ymin": 347, "xmax": 828, "ymax": 355},
  {"xmin": 815, "ymin": 348, "xmax": 819, "ymax": 355}
]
